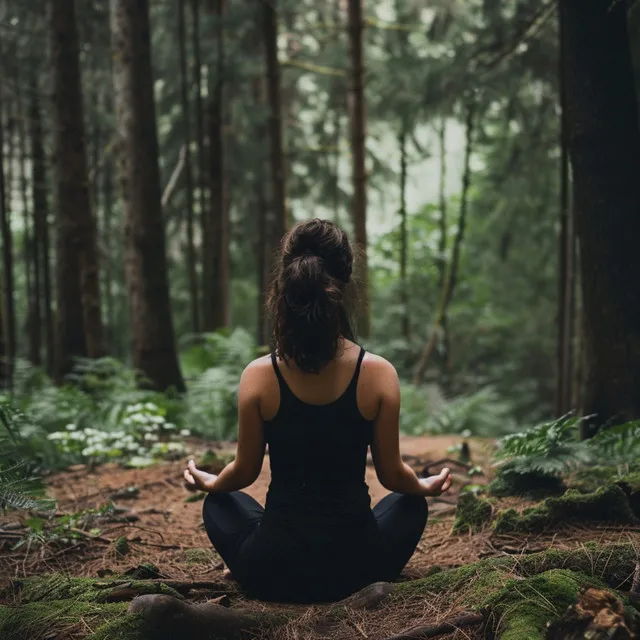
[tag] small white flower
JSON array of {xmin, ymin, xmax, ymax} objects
[
  {"xmin": 163, "ymin": 423, "xmax": 176, "ymax": 431},
  {"xmin": 143, "ymin": 433, "xmax": 159, "ymax": 442},
  {"xmin": 144, "ymin": 402, "xmax": 158, "ymax": 411},
  {"xmin": 66, "ymin": 423, "xmax": 77, "ymax": 431},
  {"xmin": 167, "ymin": 442, "xmax": 185, "ymax": 452},
  {"xmin": 179, "ymin": 429, "xmax": 190, "ymax": 437}
]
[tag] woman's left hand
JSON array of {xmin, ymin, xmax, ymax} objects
[{"xmin": 183, "ymin": 459, "xmax": 218, "ymax": 492}]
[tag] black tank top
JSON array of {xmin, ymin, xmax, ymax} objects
[{"xmin": 264, "ymin": 346, "xmax": 374, "ymax": 500}]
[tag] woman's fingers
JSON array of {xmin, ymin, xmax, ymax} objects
[{"xmin": 183, "ymin": 468, "xmax": 196, "ymax": 485}]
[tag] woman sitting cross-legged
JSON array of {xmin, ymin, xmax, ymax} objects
[{"xmin": 184, "ymin": 218, "xmax": 451, "ymax": 604}]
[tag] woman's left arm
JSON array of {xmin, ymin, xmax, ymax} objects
[{"xmin": 184, "ymin": 363, "xmax": 266, "ymax": 493}]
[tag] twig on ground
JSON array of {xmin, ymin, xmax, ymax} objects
[
  {"xmin": 383, "ymin": 612, "xmax": 484, "ymax": 639},
  {"xmin": 632, "ymin": 561, "xmax": 640, "ymax": 594}
]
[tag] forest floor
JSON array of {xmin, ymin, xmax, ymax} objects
[{"xmin": 1, "ymin": 435, "xmax": 639, "ymax": 640}]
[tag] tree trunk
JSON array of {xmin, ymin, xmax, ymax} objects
[
  {"xmin": 555, "ymin": 3, "xmax": 575, "ymax": 417},
  {"xmin": 561, "ymin": 0, "xmax": 640, "ymax": 435},
  {"xmin": 202, "ymin": 0, "xmax": 229, "ymax": 331},
  {"xmin": 436, "ymin": 118, "xmax": 450, "ymax": 369},
  {"xmin": 102, "ymin": 156, "xmax": 115, "ymax": 355},
  {"xmin": 347, "ymin": 0, "xmax": 370, "ymax": 338},
  {"xmin": 191, "ymin": 0, "xmax": 207, "ymax": 323},
  {"xmin": 29, "ymin": 73, "xmax": 54, "ymax": 377},
  {"xmin": 263, "ymin": 0, "xmax": 288, "ymax": 255},
  {"xmin": 15, "ymin": 77, "xmax": 37, "ymax": 366},
  {"xmin": 51, "ymin": 0, "xmax": 105, "ymax": 380},
  {"xmin": 0, "ymin": 67, "xmax": 16, "ymax": 387},
  {"xmin": 177, "ymin": 0, "xmax": 200, "ymax": 334},
  {"xmin": 414, "ymin": 103, "xmax": 475, "ymax": 386},
  {"xmin": 110, "ymin": 0, "xmax": 185, "ymax": 392},
  {"xmin": 253, "ymin": 77, "xmax": 270, "ymax": 347},
  {"xmin": 398, "ymin": 121, "xmax": 410, "ymax": 341}
]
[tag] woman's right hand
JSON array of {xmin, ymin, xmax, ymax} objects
[
  {"xmin": 183, "ymin": 459, "xmax": 218, "ymax": 493},
  {"xmin": 419, "ymin": 467, "xmax": 452, "ymax": 497}
]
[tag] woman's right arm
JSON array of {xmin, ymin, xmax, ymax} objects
[{"xmin": 370, "ymin": 359, "xmax": 451, "ymax": 497}]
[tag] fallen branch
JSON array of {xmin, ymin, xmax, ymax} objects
[{"xmin": 383, "ymin": 612, "xmax": 484, "ymax": 639}]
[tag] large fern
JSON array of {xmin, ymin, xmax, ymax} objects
[
  {"xmin": 0, "ymin": 403, "xmax": 53, "ymax": 512},
  {"xmin": 493, "ymin": 414, "xmax": 593, "ymax": 477}
]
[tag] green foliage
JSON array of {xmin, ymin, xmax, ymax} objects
[
  {"xmin": 491, "ymin": 415, "xmax": 640, "ymax": 496},
  {"xmin": 0, "ymin": 403, "xmax": 53, "ymax": 512},
  {"xmin": 493, "ymin": 414, "xmax": 592, "ymax": 478},
  {"xmin": 452, "ymin": 492, "xmax": 493, "ymax": 534}
]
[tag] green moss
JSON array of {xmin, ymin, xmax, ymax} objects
[
  {"xmin": 488, "ymin": 470, "xmax": 565, "ymax": 499},
  {"xmin": 515, "ymin": 542, "xmax": 638, "ymax": 590},
  {"xmin": 18, "ymin": 575, "xmax": 183, "ymax": 604},
  {"xmin": 493, "ymin": 485, "xmax": 636, "ymax": 533},
  {"xmin": 0, "ymin": 600, "xmax": 136, "ymax": 640},
  {"xmin": 452, "ymin": 492, "xmax": 492, "ymax": 534},
  {"xmin": 185, "ymin": 548, "xmax": 218, "ymax": 565},
  {"xmin": 88, "ymin": 612, "xmax": 146, "ymax": 640},
  {"xmin": 569, "ymin": 466, "xmax": 620, "ymax": 493},
  {"xmin": 184, "ymin": 491, "xmax": 207, "ymax": 503},
  {"xmin": 482, "ymin": 569, "xmax": 597, "ymax": 640},
  {"xmin": 615, "ymin": 472, "xmax": 640, "ymax": 517},
  {"xmin": 114, "ymin": 537, "xmax": 130, "ymax": 556}
]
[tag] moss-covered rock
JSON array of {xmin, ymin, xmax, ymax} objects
[
  {"xmin": 17, "ymin": 575, "xmax": 183, "ymax": 604},
  {"xmin": 0, "ymin": 600, "xmax": 145, "ymax": 640},
  {"xmin": 493, "ymin": 485, "xmax": 637, "ymax": 533},
  {"xmin": 569, "ymin": 466, "xmax": 620, "ymax": 494},
  {"xmin": 482, "ymin": 569, "xmax": 599, "ymax": 640},
  {"xmin": 452, "ymin": 492, "xmax": 492, "ymax": 534},
  {"xmin": 488, "ymin": 469, "xmax": 565, "ymax": 499}
]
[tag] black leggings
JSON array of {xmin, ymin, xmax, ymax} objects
[{"xmin": 202, "ymin": 491, "xmax": 428, "ymax": 601}]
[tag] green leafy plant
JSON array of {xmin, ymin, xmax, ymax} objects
[{"xmin": 0, "ymin": 402, "xmax": 54, "ymax": 512}]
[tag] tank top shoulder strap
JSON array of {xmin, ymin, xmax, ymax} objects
[
  {"xmin": 271, "ymin": 352, "xmax": 293, "ymax": 398},
  {"xmin": 351, "ymin": 346, "xmax": 366, "ymax": 387}
]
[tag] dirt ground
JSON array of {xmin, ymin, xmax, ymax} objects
[{"xmin": 1, "ymin": 435, "xmax": 639, "ymax": 639}]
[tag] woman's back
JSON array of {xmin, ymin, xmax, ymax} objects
[{"xmin": 264, "ymin": 343, "xmax": 372, "ymax": 489}]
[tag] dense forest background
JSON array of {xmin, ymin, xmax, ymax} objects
[{"xmin": 0, "ymin": 0, "xmax": 639, "ymax": 448}]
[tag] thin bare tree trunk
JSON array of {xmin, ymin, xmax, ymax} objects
[
  {"xmin": 414, "ymin": 103, "xmax": 475, "ymax": 385},
  {"xmin": 110, "ymin": 0, "xmax": 185, "ymax": 392},
  {"xmin": 191, "ymin": 0, "xmax": 207, "ymax": 327},
  {"xmin": 0, "ymin": 69, "xmax": 16, "ymax": 387},
  {"xmin": 555, "ymin": 2, "xmax": 575, "ymax": 417},
  {"xmin": 29, "ymin": 73, "xmax": 54, "ymax": 376},
  {"xmin": 51, "ymin": 0, "xmax": 105, "ymax": 380},
  {"xmin": 202, "ymin": 0, "xmax": 229, "ymax": 331},
  {"xmin": 398, "ymin": 120, "xmax": 410, "ymax": 341},
  {"xmin": 252, "ymin": 77, "xmax": 270, "ymax": 346},
  {"xmin": 263, "ymin": 0, "xmax": 288, "ymax": 251},
  {"xmin": 347, "ymin": 0, "xmax": 370, "ymax": 337},
  {"xmin": 436, "ymin": 118, "xmax": 450, "ymax": 368},
  {"xmin": 178, "ymin": 0, "xmax": 200, "ymax": 334}
]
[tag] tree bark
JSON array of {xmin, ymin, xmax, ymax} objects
[
  {"xmin": 177, "ymin": 0, "xmax": 200, "ymax": 334},
  {"xmin": 191, "ymin": 0, "xmax": 207, "ymax": 322},
  {"xmin": 398, "ymin": 120, "xmax": 410, "ymax": 341},
  {"xmin": 206, "ymin": 0, "xmax": 230, "ymax": 331},
  {"xmin": 561, "ymin": 0, "xmax": 640, "ymax": 435},
  {"xmin": 110, "ymin": 0, "xmax": 185, "ymax": 392},
  {"xmin": 252, "ymin": 77, "xmax": 270, "ymax": 347},
  {"xmin": 263, "ymin": 0, "xmax": 288, "ymax": 257},
  {"xmin": 50, "ymin": 0, "xmax": 105, "ymax": 380},
  {"xmin": 0, "ymin": 64, "xmax": 16, "ymax": 387},
  {"xmin": 15, "ymin": 78, "xmax": 37, "ymax": 366},
  {"xmin": 347, "ymin": 0, "xmax": 370, "ymax": 337},
  {"xmin": 414, "ymin": 103, "xmax": 475, "ymax": 386},
  {"xmin": 436, "ymin": 118, "xmax": 450, "ymax": 369},
  {"xmin": 29, "ymin": 73, "xmax": 54, "ymax": 377}
]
